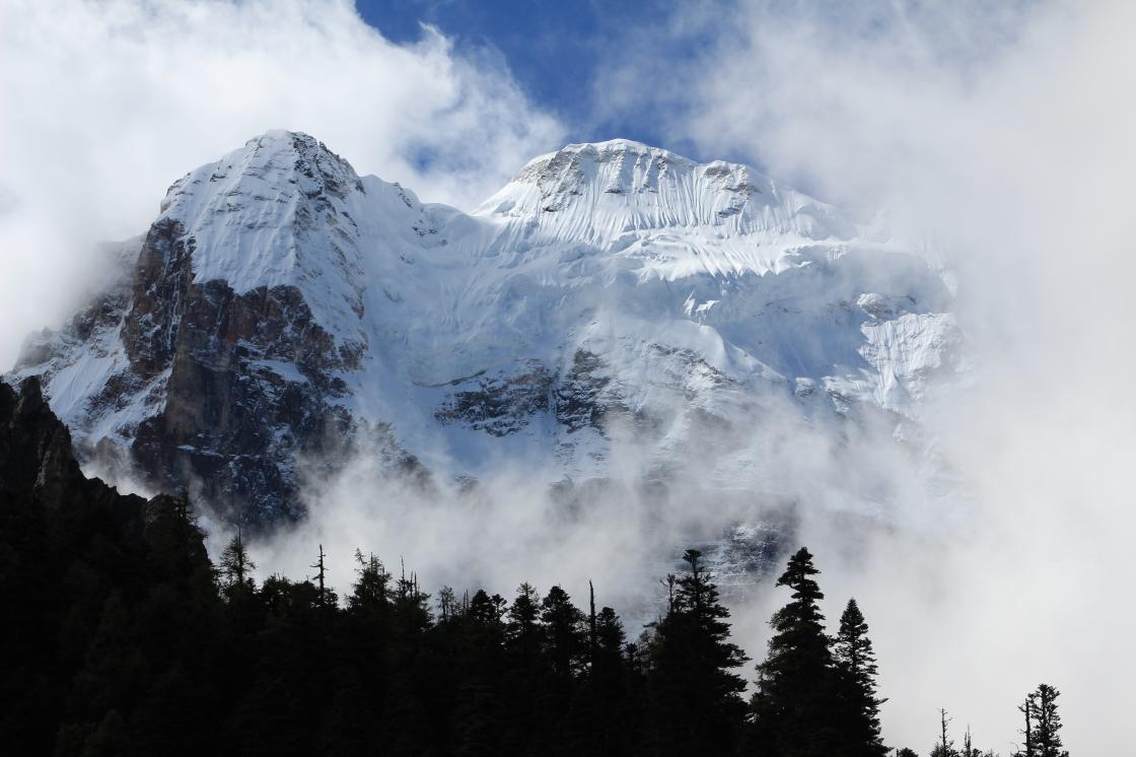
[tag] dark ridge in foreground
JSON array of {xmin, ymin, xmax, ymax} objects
[{"xmin": 0, "ymin": 378, "xmax": 1066, "ymax": 757}]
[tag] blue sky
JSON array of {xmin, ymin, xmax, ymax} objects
[
  {"xmin": 353, "ymin": 0, "xmax": 1035, "ymax": 178},
  {"xmin": 355, "ymin": 0, "xmax": 705, "ymax": 156}
]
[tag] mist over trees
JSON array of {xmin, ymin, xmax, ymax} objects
[{"xmin": 0, "ymin": 378, "xmax": 1070, "ymax": 756}]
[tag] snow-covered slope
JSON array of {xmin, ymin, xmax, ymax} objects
[{"xmin": 8, "ymin": 132, "xmax": 964, "ymax": 526}]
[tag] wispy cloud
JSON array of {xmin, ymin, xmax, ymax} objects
[
  {"xmin": 0, "ymin": 0, "xmax": 563, "ymax": 367},
  {"xmin": 591, "ymin": 1, "xmax": 1136, "ymax": 751}
]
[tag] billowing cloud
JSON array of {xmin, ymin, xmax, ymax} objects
[
  {"xmin": 0, "ymin": 0, "xmax": 563, "ymax": 367},
  {"xmin": 591, "ymin": 1, "xmax": 1135, "ymax": 752}
]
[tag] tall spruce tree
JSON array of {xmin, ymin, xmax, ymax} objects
[
  {"xmin": 833, "ymin": 598, "xmax": 888, "ymax": 757},
  {"xmin": 646, "ymin": 548, "xmax": 748, "ymax": 757},
  {"xmin": 749, "ymin": 546, "xmax": 839, "ymax": 757}
]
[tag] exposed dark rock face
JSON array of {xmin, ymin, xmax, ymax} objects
[
  {"xmin": 434, "ymin": 360, "xmax": 555, "ymax": 436},
  {"xmin": 15, "ymin": 218, "xmax": 362, "ymax": 527},
  {"xmin": 123, "ymin": 219, "xmax": 356, "ymax": 524},
  {"xmin": 555, "ymin": 350, "xmax": 622, "ymax": 432},
  {"xmin": 434, "ymin": 349, "xmax": 637, "ymax": 438}
]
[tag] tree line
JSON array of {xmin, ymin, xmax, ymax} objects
[{"xmin": 0, "ymin": 483, "xmax": 1069, "ymax": 756}]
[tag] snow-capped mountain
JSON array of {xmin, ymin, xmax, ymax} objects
[{"xmin": 8, "ymin": 131, "xmax": 963, "ymax": 526}]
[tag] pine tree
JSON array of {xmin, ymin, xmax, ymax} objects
[
  {"xmin": 468, "ymin": 589, "xmax": 507, "ymax": 624},
  {"xmin": 647, "ymin": 548, "xmax": 748, "ymax": 757},
  {"xmin": 833, "ymin": 598, "xmax": 888, "ymax": 757},
  {"xmin": 930, "ymin": 708, "xmax": 957, "ymax": 757},
  {"xmin": 592, "ymin": 605, "xmax": 639, "ymax": 756},
  {"xmin": 959, "ymin": 726, "xmax": 997, "ymax": 757},
  {"xmin": 391, "ymin": 560, "xmax": 430, "ymax": 635},
  {"xmin": 559, "ymin": 598, "xmax": 636, "ymax": 757},
  {"xmin": 1031, "ymin": 684, "xmax": 1069, "ymax": 757},
  {"xmin": 750, "ymin": 546, "xmax": 838, "ymax": 757},
  {"xmin": 501, "ymin": 582, "xmax": 548, "ymax": 754},
  {"xmin": 310, "ymin": 543, "xmax": 334, "ymax": 609},
  {"xmin": 540, "ymin": 585, "xmax": 586, "ymax": 679},
  {"xmin": 218, "ymin": 530, "xmax": 256, "ymax": 592},
  {"xmin": 1016, "ymin": 690, "xmax": 1037, "ymax": 757},
  {"xmin": 347, "ymin": 550, "xmax": 391, "ymax": 613},
  {"xmin": 453, "ymin": 590, "xmax": 508, "ymax": 757},
  {"xmin": 437, "ymin": 585, "xmax": 459, "ymax": 623},
  {"xmin": 506, "ymin": 582, "xmax": 542, "ymax": 652}
]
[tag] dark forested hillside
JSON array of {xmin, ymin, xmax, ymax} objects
[{"xmin": 0, "ymin": 378, "xmax": 1067, "ymax": 756}]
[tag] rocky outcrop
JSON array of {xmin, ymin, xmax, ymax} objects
[
  {"xmin": 123, "ymin": 217, "xmax": 358, "ymax": 523},
  {"xmin": 0, "ymin": 377, "xmax": 201, "ymax": 548},
  {"xmin": 14, "ymin": 221, "xmax": 362, "ymax": 526},
  {"xmin": 433, "ymin": 350, "xmax": 632, "ymax": 437},
  {"xmin": 0, "ymin": 377, "xmax": 85, "ymax": 508}
]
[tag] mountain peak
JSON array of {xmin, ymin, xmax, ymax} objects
[
  {"xmin": 7, "ymin": 129, "xmax": 960, "ymax": 526},
  {"xmin": 146, "ymin": 130, "xmax": 377, "ymax": 346},
  {"xmin": 474, "ymin": 136, "xmax": 853, "ymax": 244},
  {"xmin": 160, "ymin": 130, "xmax": 361, "ymax": 215},
  {"xmin": 522, "ymin": 137, "xmax": 696, "ymax": 169}
]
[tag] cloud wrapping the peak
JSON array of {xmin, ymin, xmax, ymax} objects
[
  {"xmin": 0, "ymin": 0, "xmax": 563, "ymax": 367},
  {"xmin": 592, "ymin": 1, "xmax": 1136, "ymax": 752}
]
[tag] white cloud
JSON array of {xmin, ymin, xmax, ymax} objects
[
  {"xmin": 0, "ymin": 0, "xmax": 563, "ymax": 367},
  {"xmin": 593, "ymin": 1, "xmax": 1136, "ymax": 752}
]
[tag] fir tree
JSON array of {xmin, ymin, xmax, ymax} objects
[
  {"xmin": 931, "ymin": 709, "xmax": 957, "ymax": 757},
  {"xmin": 647, "ymin": 548, "xmax": 748, "ymax": 757},
  {"xmin": 347, "ymin": 550, "xmax": 391, "ymax": 613},
  {"xmin": 453, "ymin": 589, "xmax": 508, "ymax": 757},
  {"xmin": 540, "ymin": 585, "xmax": 587, "ymax": 679},
  {"xmin": 218, "ymin": 530, "xmax": 256, "ymax": 593},
  {"xmin": 750, "ymin": 546, "xmax": 839, "ymax": 757},
  {"xmin": 506, "ymin": 582, "xmax": 542, "ymax": 654},
  {"xmin": 588, "ymin": 605, "xmax": 639, "ymax": 756},
  {"xmin": 391, "ymin": 559, "xmax": 430, "ymax": 633},
  {"xmin": 958, "ymin": 725, "xmax": 995, "ymax": 757},
  {"xmin": 833, "ymin": 598, "xmax": 888, "ymax": 757},
  {"xmin": 309, "ymin": 543, "xmax": 340, "ymax": 612},
  {"xmin": 1018, "ymin": 690, "xmax": 1036, "ymax": 757},
  {"xmin": 1031, "ymin": 684, "xmax": 1069, "ymax": 757},
  {"xmin": 501, "ymin": 582, "xmax": 549, "ymax": 754}
]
